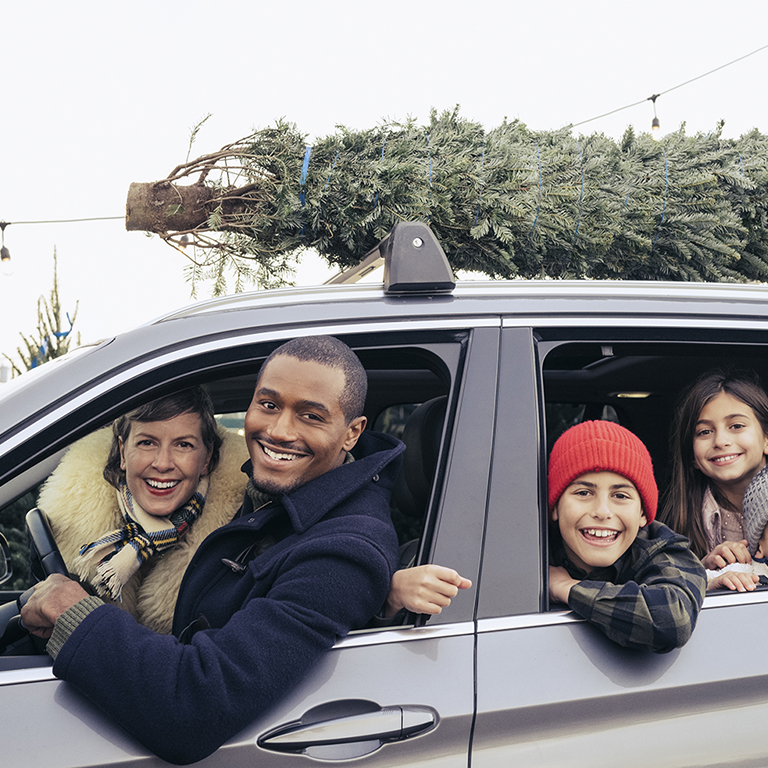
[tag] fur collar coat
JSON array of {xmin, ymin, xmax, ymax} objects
[{"xmin": 37, "ymin": 426, "xmax": 250, "ymax": 634}]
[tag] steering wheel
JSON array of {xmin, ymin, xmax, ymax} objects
[
  {"xmin": 26, "ymin": 508, "xmax": 69, "ymax": 578},
  {"xmin": 0, "ymin": 509, "xmax": 68, "ymax": 654}
]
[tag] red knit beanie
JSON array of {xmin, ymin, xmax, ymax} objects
[{"xmin": 547, "ymin": 420, "xmax": 657, "ymax": 522}]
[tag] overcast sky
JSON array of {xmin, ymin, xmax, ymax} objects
[{"xmin": 1, "ymin": 0, "xmax": 767, "ymax": 363}]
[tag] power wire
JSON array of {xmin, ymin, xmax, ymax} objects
[
  {"xmin": 0, "ymin": 216, "xmax": 123, "ymax": 225},
  {"xmin": 565, "ymin": 42, "xmax": 768, "ymax": 131},
  {"xmin": 3, "ymin": 43, "xmax": 768, "ymax": 233}
]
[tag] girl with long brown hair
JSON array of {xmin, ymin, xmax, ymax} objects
[{"xmin": 661, "ymin": 370, "xmax": 768, "ymax": 574}]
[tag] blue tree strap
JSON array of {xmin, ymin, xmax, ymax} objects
[
  {"xmin": 373, "ymin": 136, "xmax": 386, "ymax": 210},
  {"xmin": 528, "ymin": 143, "xmax": 542, "ymax": 239},
  {"xmin": 652, "ymin": 148, "xmax": 669, "ymax": 251},
  {"xmin": 573, "ymin": 141, "xmax": 584, "ymax": 245},
  {"xmin": 53, "ymin": 312, "xmax": 74, "ymax": 339},
  {"xmin": 323, "ymin": 150, "xmax": 340, "ymax": 191},
  {"xmin": 738, "ymin": 151, "xmax": 747, "ymax": 207},
  {"xmin": 299, "ymin": 146, "xmax": 312, "ymax": 207},
  {"xmin": 32, "ymin": 313, "xmax": 75, "ymax": 368},
  {"xmin": 474, "ymin": 141, "xmax": 486, "ymax": 226},
  {"xmin": 32, "ymin": 339, "xmax": 48, "ymax": 368},
  {"xmin": 426, "ymin": 131, "xmax": 431, "ymax": 224}
]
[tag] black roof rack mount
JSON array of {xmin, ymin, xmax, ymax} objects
[{"xmin": 325, "ymin": 221, "xmax": 456, "ymax": 295}]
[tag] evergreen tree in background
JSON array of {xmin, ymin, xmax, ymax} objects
[
  {"xmin": 0, "ymin": 252, "xmax": 79, "ymax": 587},
  {"xmin": 126, "ymin": 109, "xmax": 768, "ymax": 293},
  {"xmin": 3, "ymin": 249, "xmax": 79, "ymax": 376}
]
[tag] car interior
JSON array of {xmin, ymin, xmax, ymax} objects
[
  {"xmin": 541, "ymin": 339, "xmax": 768, "ymax": 499},
  {"xmin": 0, "ymin": 342, "xmax": 457, "ymax": 651},
  {"xmin": 4, "ymin": 333, "xmax": 768, "ymax": 652}
]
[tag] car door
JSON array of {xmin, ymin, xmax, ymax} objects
[
  {"xmin": 0, "ymin": 325, "xmax": 499, "ymax": 767},
  {"xmin": 471, "ymin": 324, "xmax": 768, "ymax": 768}
]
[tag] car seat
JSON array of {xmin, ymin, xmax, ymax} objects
[{"xmin": 389, "ymin": 395, "xmax": 447, "ymax": 567}]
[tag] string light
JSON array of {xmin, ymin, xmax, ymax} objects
[
  {"xmin": 0, "ymin": 223, "xmax": 11, "ymax": 276},
  {"xmin": 650, "ymin": 94, "xmax": 661, "ymax": 140},
  {"xmin": 565, "ymin": 42, "xmax": 768, "ymax": 133}
]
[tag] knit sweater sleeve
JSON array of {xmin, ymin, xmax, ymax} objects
[
  {"xmin": 566, "ymin": 522, "xmax": 707, "ymax": 653},
  {"xmin": 46, "ymin": 595, "xmax": 105, "ymax": 659}
]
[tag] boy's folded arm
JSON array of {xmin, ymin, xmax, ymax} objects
[{"xmin": 566, "ymin": 545, "xmax": 707, "ymax": 653}]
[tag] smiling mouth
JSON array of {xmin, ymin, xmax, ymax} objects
[
  {"xmin": 580, "ymin": 528, "xmax": 620, "ymax": 543},
  {"xmin": 711, "ymin": 453, "xmax": 741, "ymax": 464},
  {"xmin": 145, "ymin": 479, "xmax": 181, "ymax": 490},
  {"xmin": 261, "ymin": 444, "xmax": 306, "ymax": 462}
]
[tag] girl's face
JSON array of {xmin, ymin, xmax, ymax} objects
[{"xmin": 693, "ymin": 392, "xmax": 768, "ymax": 496}]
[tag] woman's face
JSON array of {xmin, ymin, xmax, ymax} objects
[
  {"xmin": 693, "ymin": 392, "xmax": 768, "ymax": 497},
  {"xmin": 119, "ymin": 411, "xmax": 211, "ymax": 517}
]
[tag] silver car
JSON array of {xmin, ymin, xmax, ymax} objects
[{"xmin": 1, "ymin": 223, "xmax": 768, "ymax": 767}]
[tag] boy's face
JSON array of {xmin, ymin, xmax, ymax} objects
[{"xmin": 551, "ymin": 470, "xmax": 647, "ymax": 573}]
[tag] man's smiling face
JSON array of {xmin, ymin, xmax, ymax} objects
[{"xmin": 244, "ymin": 354, "xmax": 366, "ymax": 496}]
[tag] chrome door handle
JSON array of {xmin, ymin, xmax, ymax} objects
[{"xmin": 259, "ymin": 702, "xmax": 437, "ymax": 760}]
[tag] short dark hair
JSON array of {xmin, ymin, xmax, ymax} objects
[
  {"xmin": 103, "ymin": 386, "xmax": 222, "ymax": 489},
  {"xmin": 258, "ymin": 336, "xmax": 367, "ymax": 423}
]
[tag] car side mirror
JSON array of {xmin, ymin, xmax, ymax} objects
[{"xmin": 0, "ymin": 532, "xmax": 12, "ymax": 585}]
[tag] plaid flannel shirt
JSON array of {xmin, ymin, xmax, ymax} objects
[{"xmin": 550, "ymin": 520, "xmax": 707, "ymax": 654}]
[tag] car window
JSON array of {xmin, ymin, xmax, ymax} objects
[
  {"xmin": 0, "ymin": 335, "xmax": 464, "ymax": 646},
  {"xmin": 540, "ymin": 334, "xmax": 768, "ymax": 606}
]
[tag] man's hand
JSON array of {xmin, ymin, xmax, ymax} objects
[
  {"xmin": 549, "ymin": 565, "xmax": 580, "ymax": 605},
  {"xmin": 702, "ymin": 540, "xmax": 751, "ymax": 570},
  {"xmin": 707, "ymin": 569, "xmax": 759, "ymax": 592},
  {"xmin": 384, "ymin": 564, "xmax": 472, "ymax": 618},
  {"xmin": 20, "ymin": 574, "xmax": 89, "ymax": 639}
]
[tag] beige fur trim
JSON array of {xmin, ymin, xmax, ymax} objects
[{"xmin": 38, "ymin": 426, "xmax": 250, "ymax": 634}]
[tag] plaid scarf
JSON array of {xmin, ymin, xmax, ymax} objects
[{"xmin": 79, "ymin": 477, "xmax": 208, "ymax": 601}]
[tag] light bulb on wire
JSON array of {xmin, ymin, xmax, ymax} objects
[
  {"xmin": 649, "ymin": 94, "xmax": 661, "ymax": 141},
  {"xmin": 0, "ymin": 223, "xmax": 12, "ymax": 276}
]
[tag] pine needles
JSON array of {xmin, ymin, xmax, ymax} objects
[{"xmin": 137, "ymin": 110, "xmax": 768, "ymax": 294}]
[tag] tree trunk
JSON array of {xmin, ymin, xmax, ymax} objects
[{"xmin": 125, "ymin": 181, "xmax": 213, "ymax": 233}]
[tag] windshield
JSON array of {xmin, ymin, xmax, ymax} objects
[{"xmin": 0, "ymin": 342, "xmax": 106, "ymax": 407}]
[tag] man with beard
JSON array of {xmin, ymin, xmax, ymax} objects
[{"xmin": 22, "ymin": 336, "xmax": 404, "ymax": 765}]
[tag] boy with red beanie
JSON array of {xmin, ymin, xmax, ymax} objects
[{"xmin": 548, "ymin": 420, "xmax": 706, "ymax": 653}]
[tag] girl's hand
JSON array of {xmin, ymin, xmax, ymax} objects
[
  {"xmin": 702, "ymin": 540, "xmax": 751, "ymax": 570},
  {"xmin": 707, "ymin": 570, "xmax": 759, "ymax": 592},
  {"xmin": 384, "ymin": 565, "xmax": 472, "ymax": 618}
]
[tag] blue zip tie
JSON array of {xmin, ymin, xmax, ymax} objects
[
  {"xmin": 572, "ymin": 141, "xmax": 584, "ymax": 245},
  {"xmin": 373, "ymin": 136, "xmax": 386, "ymax": 210},
  {"xmin": 474, "ymin": 142, "xmax": 486, "ymax": 226},
  {"xmin": 426, "ymin": 132, "xmax": 432, "ymax": 224},
  {"xmin": 738, "ymin": 151, "xmax": 747, "ymax": 207},
  {"xmin": 323, "ymin": 150, "xmax": 339, "ymax": 191},
  {"xmin": 31, "ymin": 312, "xmax": 75, "ymax": 368},
  {"xmin": 299, "ymin": 146, "xmax": 312, "ymax": 207},
  {"xmin": 651, "ymin": 148, "xmax": 668, "ymax": 251},
  {"xmin": 624, "ymin": 180, "xmax": 632, "ymax": 209},
  {"xmin": 53, "ymin": 313, "xmax": 74, "ymax": 339},
  {"xmin": 528, "ymin": 143, "xmax": 542, "ymax": 239}
]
